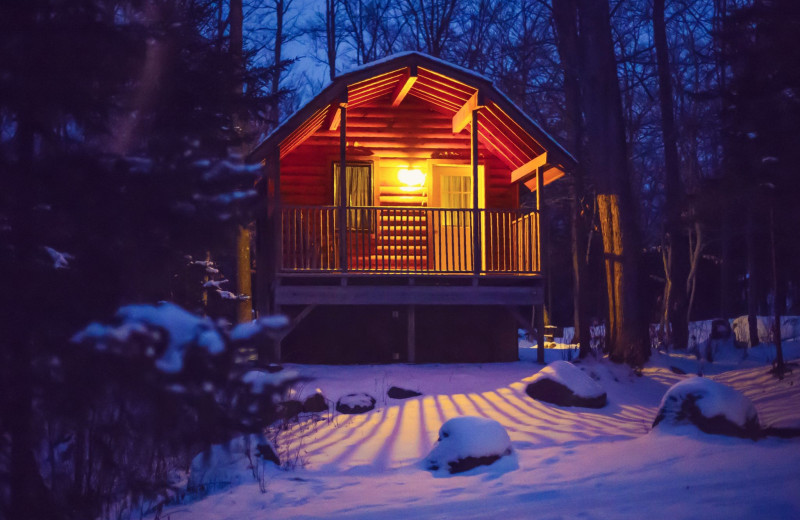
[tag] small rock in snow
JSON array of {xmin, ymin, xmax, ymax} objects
[
  {"xmin": 303, "ymin": 392, "xmax": 328, "ymax": 413},
  {"xmin": 387, "ymin": 386, "xmax": 422, "ymax": 399},
  {"xmin": 336, "ymin": 393, "xmax": 376, "ymax": 414}
]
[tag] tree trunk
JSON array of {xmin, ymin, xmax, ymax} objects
[
  {"xmin": 326, "ymin": 0, "xmax": 337, "ymax": 81},
  {"xmin": 552, "ymin": 0, "xmax": 591, "ymax": 356},
  {"xmin": 719, "ymin": 209, "xmax": 733, "ymax": 319},
  {"xmin": 653, "ymin": 0, "xmax": 689, "ymax": 350},
  {"xmin": 770, "ymin": 206, "xmax": 785, "ymax": 376},
  {"xmin": 577, "ymin": 0, "xmax": 649, "ymax": 365},
  {"xmin": 6, "ymin": 110, "xmax": 53, "ymax": 519},
  {"xmin": 230, "ymin": 0, "xmax": 253, "ymax": 323},
  {"xmin": 272, "ymin": 0, "xmax": 284, "ymax": 122},
  {"xmin": 746, "ymin": 203, "xmax": 759, "ymax": 346}
]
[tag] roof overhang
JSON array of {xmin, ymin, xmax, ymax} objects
[{"xmin": 250, "ymin": 52, "xmax": 576, "ymax": 187}]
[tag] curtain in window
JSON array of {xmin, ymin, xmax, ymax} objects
[{"xmin": 334, "ymin": 163, "xmax": 371, "ymax": 230}]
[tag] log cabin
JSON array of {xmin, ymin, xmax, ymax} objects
[{"xmin": 249, "ymin": 52, "xmax": 576, "ymax": 364}]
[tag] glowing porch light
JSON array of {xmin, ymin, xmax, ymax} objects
[{"xmin": 398, "ymin": 168, "xmax": 426, "ymax": 187}]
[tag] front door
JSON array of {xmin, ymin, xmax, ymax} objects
[{"xmin": 431, "ymin": 164, "xmax": 485, "ymax": 272}]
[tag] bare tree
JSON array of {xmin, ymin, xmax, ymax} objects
[
  {"xmin": 341, "ymin": 0, "xmax": 399, "ymax": 65},
  {"xmin": 577, "ymin": 0, "xmax": 649, "ymax": 365},
  {"xmin": 402, "ymin": 0, "xmax": 459, "ymax": 57},
  {"xmin": 552, "ymin": 0, "xmax": 591, "ymax": 357},
  {"xmin": 653, "ymin": 0, "xmax": 689, "ymax": 350}
]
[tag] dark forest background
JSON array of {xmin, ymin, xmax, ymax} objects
[{"xmin": 1, "ymin": 0, "xmax": 799, "ymax": 518}]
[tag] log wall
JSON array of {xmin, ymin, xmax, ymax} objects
[{"xmin": 279, "ymin": 95, "xmax": 515, "ymax": 208}]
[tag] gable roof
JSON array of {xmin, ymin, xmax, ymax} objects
[{"xmin": 250, "ymin": 52, "xmax": 576, "ymax": 186}]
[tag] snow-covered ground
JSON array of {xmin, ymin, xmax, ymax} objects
[{"xmin": 160, "ymin": 339, "xmax": 800, "ymax": 520}]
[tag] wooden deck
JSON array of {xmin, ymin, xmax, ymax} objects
[{"xmin": 274, "ymin": 273, "xmax": 544, "ymax": 306}]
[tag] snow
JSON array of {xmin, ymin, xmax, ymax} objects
[
  {"xmin": 154, "ymin": 335, "xmax": 800, "ymax": 520},
  {"xmin": 203, "ymin": 279, "xmax": 229, "ymax": 289},
  {"xmin": 655, "ymin": 376, "xmax": 758, "ymax": 429},
  {"xmin": 523, "ymin": 360, "xmax": 606, "ymax": 399},
  {"xmin": 424, "ymin": 416, "xmax": 513, "ymax": 475},
  {"xmin": 229, "ymin": 315, "xmax": 289, "ymax": 341},
  {"xmin": 241, "ymin": 369, "xmax": 298, "ymax": 394},
  {"xmin": 730, "ymin": 315, "xmax": 800, "ymax": 345},
  {"xmin": 337, "ymin": 393, "xmax": 375, "ymax": 410},
  {"xmin": 44, "ymin": 246, "xmax": 72, "ymax": 269},
  {"xmin": 188, "ymin": 434, "xmax": 277, "ymax": 492},
  {"xmin": 72, "ymin": 302, "xmax": 225, "ymax": 373}
]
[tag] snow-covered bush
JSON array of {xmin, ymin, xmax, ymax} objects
[
  {"xmin": 524, "ymin": 360, "xmax": 607, "ymax": 408},
  {"xmin": 188, "ymin": 434, "xmax": 279, "ymax": 496},
  {"xmin": 425, "ymin": 417, "xmax": 513, "ymax": 475},
  {"xmin": 65, "ymin": 304, "xmax": 299, "ymax": 514},
  {"xmin": 653, "ymin": 377, "xmax": 760, "ymax": 438}
]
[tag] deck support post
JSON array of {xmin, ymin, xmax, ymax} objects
[
  {"xmin": 273, "ymin": 304, "xmax": 282, "ymax": 362},
  {"xmin": 534, "ymin": 303, "xmax": 545, "ymax": 364},
  {"xmin": 536, "ymin": 164, "xmax": 547, "ymax": 325},
  {"xmin": 407, "ymin": 304, "xmax": 416, "ymax": 363},
  {"xmin": 255, "ymin": 158, "xmax": 273, "ymax": 318},
  {"xmin": 338, "ymin": 101, "xmax": 348, "ymax": 272},
  {"xmin": 272, "ymin": 152, "xmax": 282, "ymax": 300},
  {"xmin": 536, "ymin": 165, "xmax": 544, "ymax": 271},
  {"xmin": 471, "ymin": 106, "xmax": 482, "ymax": 276}
]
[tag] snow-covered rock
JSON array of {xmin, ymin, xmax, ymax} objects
[
  {"xmin": 524, "ymin": 360, "xmax": 607, "ymax": 408},
  {"xmin": 336, "ymin": 393, "xmax": 376, "ymax": 414},
  {"xmin": 425, "ymin": 416, "xmax": 513, "ymax": 475},
  {"xmin": 653, "ymin": 377, "xmax": 760, "ymax": 438},
  {"xmin": 187, "ymin": 434, "xmax": 278, "ymax": 493}
]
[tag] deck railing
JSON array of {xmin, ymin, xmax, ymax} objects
[{"xmin": 280, "ymin": 205, "xmax": 540, "ymax": 274}]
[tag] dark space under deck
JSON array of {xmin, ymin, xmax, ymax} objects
[{"xmin": 272, "ymin": 273, "xmax": 544, "ymax": 364}]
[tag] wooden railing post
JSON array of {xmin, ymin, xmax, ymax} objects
[
  {"xmin": 471, "ymin": 107, "xmax": 482, "ymax": 275},
  {"xmin": 338, "ymin": 100, "xmax": 348, "ymax": 272}
]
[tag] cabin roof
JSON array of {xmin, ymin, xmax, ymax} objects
[{"xmin": 250, "ymin": 52, "xmax": 576, "ymax": 187}]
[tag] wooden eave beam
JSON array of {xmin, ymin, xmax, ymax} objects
[
  {"xmin": 323, "ymin": 103, "xmax": 341, "ymax": 131},
  {"xmin": 452, "ymin": 91, "xmax": 484, "ymax": 133},
  {"xmin": 391, "ymin": 65, "xmax": 417, "ymax": 107},
  {"xmin": 511, "ymin": 152, "xmax": 548, "ymax": 184},
  {"xmin": 523, "ymin": 165, "xmax": 566, "ymax": 191}
]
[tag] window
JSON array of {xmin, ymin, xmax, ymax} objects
[
  {"xmin": 333, "ymin": 162, "xmax": 372, "ymax": 230},
  {"xmin": 441, "ymin": 174, "xmax": 472, "ymax": 209}
]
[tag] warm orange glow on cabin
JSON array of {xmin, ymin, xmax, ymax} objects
[{"xmin": 397, "ymin": 168, "xmax": 426, "ymax": 187}]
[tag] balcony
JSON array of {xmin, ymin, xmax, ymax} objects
[{"xmin": 279, "ymin": 205, "xmax": 541, "ymax": 276}]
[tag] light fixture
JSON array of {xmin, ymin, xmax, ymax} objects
[{"xmin": 398, "ymin": 168, "xmax": 426, "ymax": 187}]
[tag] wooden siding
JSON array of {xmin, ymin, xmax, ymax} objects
[{"xmin": 280, "ymin": 95, "xmax": 515, "ymax": 208}]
